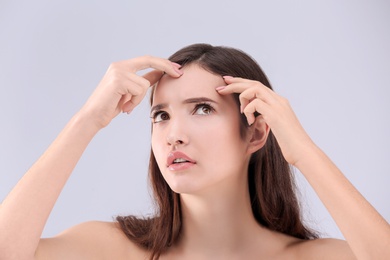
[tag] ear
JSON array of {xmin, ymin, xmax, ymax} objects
[{"xmin": 246, "ymin": 115, "xmax": 270, "ymax": 155}]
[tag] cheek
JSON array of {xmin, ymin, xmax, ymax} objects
[
  {"xmin": 209, "ymin": 131, "xmax": 244, "ymax": 158},
  {"xmin": 198, "ymin": 119, "xmax": 245, "ymax": 155}
]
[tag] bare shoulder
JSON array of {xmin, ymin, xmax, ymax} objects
[
  {"xmin": 35, "ymin": 221, "xmax": 148, "ymax": 260},
  {"xmin": 291, "ymin": 238, "xmax": 356, "ymax": 260}
]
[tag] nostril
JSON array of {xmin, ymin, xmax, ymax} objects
[{"xmin": 166, "ymin": 139, "xmax": 183, "ymax": 146}]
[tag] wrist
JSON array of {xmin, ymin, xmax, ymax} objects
[
  {"xmin": 293, "ymin": 141, "xmax": 326, "ymax": 173},
  {"xmin": 70, "ymin": 110, "xmax": 103, "ymax": 136},
  {"xmin": 291, "ymin": 138, "xmax": 321, "ymax": 168},
  {"xmin": 77, "ymin": 100, "xmax": 118, "ymax": 130}
]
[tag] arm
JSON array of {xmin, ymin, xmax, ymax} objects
[
  {"xmin": 0, "ymin": 114, "xmax": 99, "ymax": 259},
  {"xmin": 35, "ymin": 221, "xmax": 148, "ymax": 259},
  {"xmin": 0, "ymin": 57, "xmax": 182, "ymax": 259},
  {"xmin": 218, "ymin": 76, "xmax": 390, "ymax": 260},
  {"xmin": 295, "ymin": 140, "xmax": 390, "ymax": 259}
]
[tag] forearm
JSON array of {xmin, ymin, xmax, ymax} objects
[
  {"xmin": 296, "ymin": 142, "xmax": 390, "ymax": 259},
  {"xmin": 0, "ymin": 112, "xmax": 100, "ymax": 259}
]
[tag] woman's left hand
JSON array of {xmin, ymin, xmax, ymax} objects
[
  {"xmin": 219, "ymin": 76, "xmax": 390, "ymax": 260},
  {"xmin": 217, "ymin": 76, "xmax": 314, "ymax": 166}
]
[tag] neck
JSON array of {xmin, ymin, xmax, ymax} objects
[{"xmin": 174, "ymin": 175, "xmax": 266, "ymax": 256}]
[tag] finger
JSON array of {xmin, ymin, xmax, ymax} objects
[
  {"xmin": 239, "ymin": 87, "xmax": 276, "ymax": 109},
  {"xmin": 121, "ymin": 97, "xmax": 134, "ymax": 113},
  {"xmin": 217, "ymin": 82, "xmax": 249, "ymax": 94},
  {"xmin": 117, "ymin": 79, "xmax": 146, "ymax": 113},
  {"xmin": 239, "ymin": 97, "xmax": 250, "ymax": 114},
  {"xmin": 118, "ymin": 93, "xmax": 132, "ymax": 112},
  {"xmin": 219, "ymin": 77, "xmax": 274, "ymax": 95},
  {"xmin": 126, "ymin": 73, "xmax": 151, "ymax": 90},
  {"xmin": 127, "ymin": 56, "xmax": 183, "ymax": 78},
  {"xmin": 121, "ymin": 89, "xmax": 146, "ymax": 113},
  {"xmin": 223, "ymin": 75, "xmax": 247, "ymax": 83},
  {"xmin": 217, "ymin": 81, "xmax": 272, "ymax": 96},
  {"xmin": 243, "ymin": 99, "xmax": 271, "ymax": 125},
  {"xmin": 143, "ymin": 69, "xmax": 165, "ymax": 86},
  {"xmin": 244, "ymin": 102, "xmax": 256, "ymax": 126},
  {"xmin": 223, "ymin": 76, "xmax": 259, "ymax": 87}
]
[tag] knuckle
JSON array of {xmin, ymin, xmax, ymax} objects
[
  {"xmin": 239, "ymin": 93, "xmax": 248, "ymax": 101},
  {"xmin": 136, "ymin": 76, "xmax": 151, "ymax": 89},
  {"xmin": 280, "ymin": 96, "xmax": 289, "ymax": 104},
  {"xmin": 253, "ymin": 82, "xmax": 263, "ymax": 90},
  {"xmin": 244, "ymin": 110, "xmax": 253, "ymax": 117},
  {"xmin": 108, "ymin": 62, "xmax": 124, "ymax": 75},
  {"xmin": 131, "ymin": 85, "xmax": 143, "ymax": 96},
  {"xmin": 251, "ymin": 99, "xmax": 260, "ymax": 105},
  {"xmin": 109, "ymin": 61, "xmax": 121, "ymax": 69},
  {"xmin": 244, "ymin": 103, "xmax": 254, "ymax": 112},
  {"xmin": 130, "ymin": 88, "xmax": 139, "ymax": 96},
  {"xmin": 142, "ymin": 79, "xmax": 151, "ymax": 89},
  {"xmin": 108, "ymin": 77, "xmax": 122, "ymax": 88}
]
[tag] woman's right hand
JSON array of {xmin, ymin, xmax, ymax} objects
[{"xmin": 79, "ymin": 56, "xmax": 183, "ymax": 129}]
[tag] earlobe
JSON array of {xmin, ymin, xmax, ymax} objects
[{"xmin": 247, "ymin": 116, "xmax": 270, "ymax": 155}]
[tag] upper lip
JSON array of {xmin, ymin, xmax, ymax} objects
[{"xmin": 166, "ymin": 151, "xmax": 196, "ymax": 167}]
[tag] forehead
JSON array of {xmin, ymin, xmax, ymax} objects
[{"xmin": 152, "ymin": 64, "xmax": 227, "ymax": 105}]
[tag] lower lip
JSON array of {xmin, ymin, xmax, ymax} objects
[{"xmin": 168, "ymin": 162, "xmax": 195, "ymax": 171}]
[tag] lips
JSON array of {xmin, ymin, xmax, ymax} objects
[{"xmin": 167, "ymin": 151, "xmax": 196, "ymax": 168}]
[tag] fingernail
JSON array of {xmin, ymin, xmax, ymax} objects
[
  {"xmin": 240, "ymin": 104, "xmax": 244, "ymax": 113},
  {"xmin": 125, "ymin": 108, "xmax": 133, "ymax": 114},
  {"xmin": 215, "ymin": 86, "xmax": 226, "ymax": 91},
  {"xmin": 171, "ymin": 62, "xmax": 182, "ymax": 68},
  {"xmin": 223, "ymin": 76, "xmax": 233, "ymax": 79}
]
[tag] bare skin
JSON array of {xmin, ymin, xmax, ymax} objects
[
  {"xmin": 36, "ymin": 221, "xmax": 353, "ymax": 259},
  {"xmin": 0, "ymin": 56, "xmax": 389, "ymax": 259},
  {"xmin": 0, "ymin": 57, "xmax": 183, "ymax": 259}
]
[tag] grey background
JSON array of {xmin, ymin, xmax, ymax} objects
[{"xmin": 1, "ymin": 0, "xmax": 389, "ymax": 238}]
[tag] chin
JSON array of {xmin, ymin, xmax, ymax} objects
[{"xmin": 166, "ymin": 180, "xmax": 200, "ymax": 195}]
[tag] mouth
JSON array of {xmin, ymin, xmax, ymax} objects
[
  {"xmin": 167, "ymin": 151, "xmax": 196, "ymax": 169},
  {"xmin": 172, "ymin": 158, "xmax": 191, "ymax": 164}
]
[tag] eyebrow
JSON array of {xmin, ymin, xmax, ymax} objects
[{"xmin": 150, "ymin": 97, "xmax": 218, "ymax": 114}]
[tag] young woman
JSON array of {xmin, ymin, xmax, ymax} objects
[{"xmin": 0, "ymin": 44, "xmax": 389, "ymax": 259}]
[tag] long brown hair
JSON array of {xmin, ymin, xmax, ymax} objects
[{"xmin": 117, "ymin": 43, "xmax": 318, "ymax": 259}]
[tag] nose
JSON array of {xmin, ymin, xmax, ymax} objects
[{"xmin": 166, "ymin": 117, "xmax": 189, "ymax": 146}]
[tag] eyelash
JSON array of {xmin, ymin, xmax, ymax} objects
[{"xmin": 151, "ymin": 102, "xmax": 215, "ymax": 123}]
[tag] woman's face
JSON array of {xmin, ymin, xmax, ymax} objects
[{"xmin": 151, "ymin": 64, "xmax": 251, "ymax": 195}]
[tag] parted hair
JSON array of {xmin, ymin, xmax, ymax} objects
[{"xmin": 117, "ymin": 43, "xmax": 318, "ymax": 260}]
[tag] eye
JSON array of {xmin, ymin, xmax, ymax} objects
[
  {"xmin": 151, "ymin": 111, "xmax": 170, "ymax": 123},
  {"xmin": 193, "ymin": 103, "xmax": 215, "ymax": 115}
]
